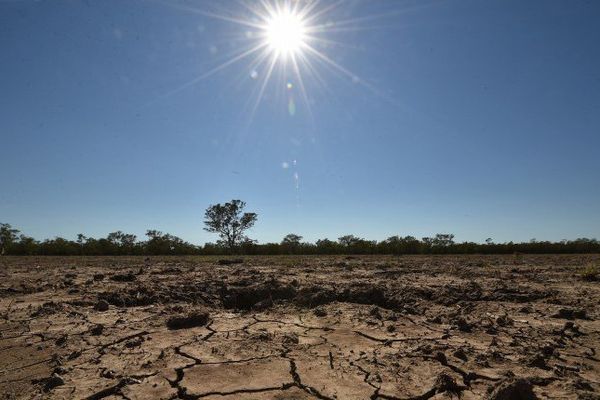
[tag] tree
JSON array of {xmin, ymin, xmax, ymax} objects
[
  {"xmin": 14, "ymin": 235, "xmax": 38, "ymax": 255},
  {"xmin": 282, "ymin": 234, "xmax": 302, "ymax": 246},
  {"xmin": 338, "ymin": 235, "xmax": 360, "ymax": 247},
  {"xmin": 315, "ymin": 238, "xmax": 338, "ymax": 254},
  {"xmin": 0, "ymin": 223, "xmax": 20, "ymax": 255},
  {"xmin": 204, "ymin": 200, "xmax": 257, "ymax": 251},
  {"xmin": 76, "ymin": 234, "xmax": 87, "ymax": 255},
  {"xmin": 145, "ymin": 230, "xmax": 170, "ymax": 255},
  {"xmin": 107, "ymin": 231, "xmax": 137, "ymax": 254},
  {"xmin": 433, "ymin": 234, "xmax": 455, "ymax": 247},
  {"xmin": 281, "ymin": 234, "xmax": 303, "ymax": 254}
]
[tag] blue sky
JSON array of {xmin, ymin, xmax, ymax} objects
[{"xmin": 1, "ymin": 0, "xmax": 599, "ymax": 244}]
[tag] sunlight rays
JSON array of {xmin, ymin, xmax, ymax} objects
[{"xmin": 152, "ymin": 0, "xmax": 402, "ymax": 119}]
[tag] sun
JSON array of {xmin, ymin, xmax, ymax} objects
[
  {"xmin": 264, "ymin": 9, "xmax": 306, "ymax": 57},
  {"xmin": 156, "ymin": 0, "xmax": 382, "ymax": 117}
]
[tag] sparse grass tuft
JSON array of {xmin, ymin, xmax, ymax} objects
[{"xmin": 580, "ymin": 264, "xmax": 599, "ymax": 281}]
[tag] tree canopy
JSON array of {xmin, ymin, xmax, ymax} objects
[{"xmin": 203, "ymin": 200, "xmax": 258, "ymax": 250}]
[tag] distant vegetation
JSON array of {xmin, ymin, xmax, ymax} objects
[{"xmin": 1, "ymin": 222, "xmax": 598, "ymax": 256}]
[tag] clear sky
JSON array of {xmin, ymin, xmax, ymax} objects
[{"xmin": 1, "ymin": 0, "xmax": 599, "ymax": 245}]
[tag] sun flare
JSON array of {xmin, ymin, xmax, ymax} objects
[
  {"xmin": 157, "ymin": 0, "xmax": 382, "ymax": 117},
  {"xmin": 264, "ymin": 9, "xmax": 306, "ymax": 56}
]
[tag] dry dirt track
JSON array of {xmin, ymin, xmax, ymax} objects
[{"xmin": 0, "ymin": 255, "xmax": 599, "ymax": 400}]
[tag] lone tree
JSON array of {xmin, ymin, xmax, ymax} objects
[{"xmin": 204, "ymin": 200, "xmax": 257, "ymax": 251}]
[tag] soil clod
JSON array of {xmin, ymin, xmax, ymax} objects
[{"xmin": 166, "ymin": 309, "xmax": 210, "ymax": 330}]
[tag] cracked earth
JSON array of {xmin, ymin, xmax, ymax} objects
[{"xmin": 1, "ymin": 255, "xmax": 599, "ymax": 399}]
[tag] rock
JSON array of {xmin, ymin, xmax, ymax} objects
[
  {"xmin": 488, "ymin": 378, "xmax": 537, "ymax": 400},
  {"xmin": 94, "ymin": 300, "xmax": 109, "ymax": 312}
]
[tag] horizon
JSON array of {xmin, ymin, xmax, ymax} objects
[
  {"xmin": 2, "ymin": 0, "xmax": 600, "ymax": 245},
  {"xmin": 2, "ymin": 219, "xmax": 598, "ymax": 247}
]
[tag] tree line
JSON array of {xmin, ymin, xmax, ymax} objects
[
  {"xmin": 1, "ymin": 222, "xmax": 598, "ymax": 256},
  {"xmin": 1, "ymin": 200, "xmax": 598, "ymax": 256}
]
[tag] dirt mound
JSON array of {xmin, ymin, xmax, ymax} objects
[
  {"xmin": 488, "ymin": 377, "xmax": 537, "ymax": 400},
  {"xmin": 294, "ymin": 285, "xmax": 338, "ymax": 307},
  {"xmin": 109, "ymin": 272, "xmax": 137, "ymax": 282},
  {"xmin": 221, "ymin": 281, "xmax": 399, "ymax": 311},
  {"xmin": 485, "ymin": 284, "xmax": 554, "ymax": 303},
  {"xmin": 218, "ymin": 258, "xmax": 244, "ymax": 265},
  {"xmin": 431, "ymin": 281, "xmax": 483, "ymax": 305},
  {"xmin": 552, "ymin": 308, "xmax": 588, "ymax": 320},
  {"xmin": 162, "ymin": 282, "xmax": 216, "ymax": 305},
  {"xmin": 166, "ymin": 309, "xmax": 210, "ymax": 330},
  {"xmin": 31, "ymin": 301, "xmax": 63, "ymax": 317},
  {"xmin": 98, "ymin": 286, "xmax": 157, "ymax": 307},
  {"xmin": 222, "ymin": 280, "xmax": 296, "ymax": 309},
  {"xmin": 338, "ymin": 284, "xmax": 388, "ymax": 306}
]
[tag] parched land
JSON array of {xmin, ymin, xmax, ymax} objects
[{"xmin": 0, "ymin": 255, "xmax": 599, "ymax": 400}]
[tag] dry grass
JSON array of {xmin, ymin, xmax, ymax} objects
[{"xmin": 580, "ymin": 263, "xmax": 599, "ymax": 281}]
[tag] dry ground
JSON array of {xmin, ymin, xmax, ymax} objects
[{"xmin": 0, "ymin": 254, "xmax": 599, "ymax": 400}]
